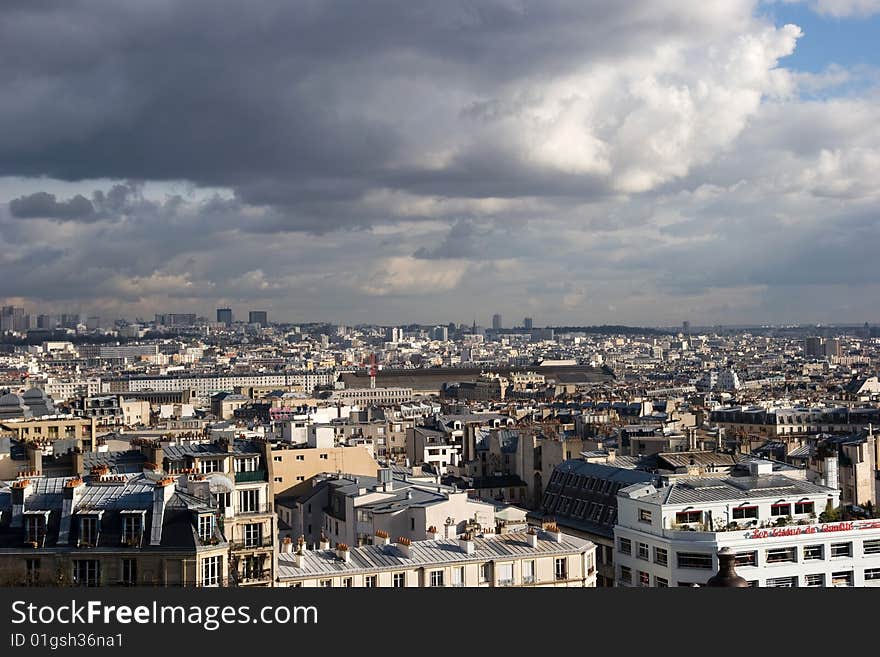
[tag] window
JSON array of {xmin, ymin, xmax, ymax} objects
[
  {"xmin": 319, "ymin": 579, "xmax": 332, "ymax": 588},
  {"xmin": 274, "ymin": 477, "xmax": 283, "ymax": 483},
  {"xmin": 364, "ymin": 575, "xmax": 377, "ymax": 588},
  {"xmin": 618, "ymin": 537, "xmax": 632, "ymax": 555},
  {"xmin": 555, "ymin": 558, "xmax": 567, "ymax": 581},
  {"xmin": 497, "ymin": 563, "xmax": 514, "ymax": 587},
  {"xmin": 676, "ymin": 552, "xmax": 714, "ymax": 569},
  {"xmin": 865, "ymin": 540, "xmax": 880, "ymax": 555},
  {"xmin": 637, "ymin": 543, "xmax": 649, "ymax": 561},
  {"xmin": 121, "ymin": 559, "xmax": 137, "ymax": 586},
  {"xmin": 771, "ymin": 503, "xmax": 791, "ymax": 516},
  {"xmin": 638, "ymin": 508, "xmax": 652, "ymax": 523},
  {"xmin": 319, "ymin": 454, "xmax": 328, "ymax": 460},
  {"xmin": 653, "ymin": 547, "xmax": 668, "ymax": 566},
  {"xmin": 766, "ymin": 547, "xmax": 797, "ymax": 564},
  {"xmin": 122, "ymin": 515, "xmax": 142, "ymax": 546},
  {"xmin": 198, "ymin": 459, "xmax": 220, "ymax": 474},
  {"xmin": 766, "ymin": 576, "xmax": 797, "ymax": 588},
  {"xmin": 296, "ymin": 455, "xmax": 305, "ymax": 461},
  {"xmin": 734, "ymin": 551, "xmax": 757, "ymax": 567},
  {"xmin": 655, "ymin": 576, "xmax": 668, "ymax": 588},
  {"xmin": 638, "ymin": 571, "xmax": 650, "ymax": 587},
  {"xmin": 619, "ymin": 566, "xmax": 632, "ymax": 585},
  {"xmin": 794, "ymin": 501, "xmax": 815, "ymax": 515},
  {"xmin": 79, "ymin": 515, "xmax": 98, "ymax": 546},
  {"xmin": 238, "ymin": 489, "xmax": 259, "ymax": 513},
  {"xmin": 865, "ymin": 568, "xmax": 880, "ymax": 581},
  {"xmin": 202, "ymin": 556, "xmax": 221, "ymax": 587},
  {"xmin": 234, "ymin": 456, "xmax": 259, "ymax": 472},
  {"xmin": 243, "ymin": 523, "xmax": 261, "ymax": 548},
  {"xmin": 804, "ymin": 573, "xmax": 824, "ymax": 587},
  {"xmin": 830, "ymin": 542, "xmax": 852, "ymax": 558},
  {"xmin": 452, "ymin": 566, "xmax": 465, "ymax": 587},
  {"xmin": 73, "ymin": 560, "xmax": 100, "ymax": 587},
  {"xmin": 480, "ymin": 563, "xmax": 491, "ymax": 583},
  {"xmin": 430, "ymin": 570, "xmax": 444, "ymax": 587},
  {"xmin": 198, "ymin": 514, "xmax": 216, "ymax": 542},
  {"xmin": 522, "ymin": 560, "xmax": 535, "ymax": 584},
  {"xmin": 803, "ymin": 544, "xmax": 824, "ymax": 560},
  {"xmin": 24, "ymin": 515, "xmax": 44, "ymax": 544},
  {"xmin": 25, "ymin": 559, "xmax": 40, "ymax": 586},
  {"xmin": 732, "ymin": 505, "xmax": 758, "ymax": 520},
  {"xmin": 831, "ymin": 571, "xmax": 853, "ymax": 587},
  {"xmin": 393, "ymin": 572, "xmax": 405, "ymax": 588},
  {"xmin": 675, "ymin": 510, "xmax": 702, "ymax": 524}
]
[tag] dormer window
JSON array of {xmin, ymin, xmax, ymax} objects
[
  {"xmin": 198, "ymin": 514, "xmax": 216, "ymax": 543},
  {"xmin": 79, "ymin": 514, "xmax": 100, "ymax": 547},
  {"xmin": 24, "ymin": 513, "xmax": 47, "ymax": 545},
  {"xmin": 121, "ymin": 512, "xmax": 144, "ymax": 546}
]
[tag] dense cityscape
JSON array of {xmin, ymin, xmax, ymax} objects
[{"xmin": 2, "ymin": 305, "xmax": 880, "ymax": 587}]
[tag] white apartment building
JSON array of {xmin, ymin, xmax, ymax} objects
[
  {"xmin": 276, "ymin": 530, "xmax": 596, "ymax": 588},
  {"xmin": 614, "ymin": 463, "xmax": 880, "ymax": 587},
  {"xmin": 105, "ymin": 372, "xmax": 336, "ymax": 401}
]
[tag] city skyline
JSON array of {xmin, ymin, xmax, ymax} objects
[{"xmin": 1, "ymin": 1, "xmax": 879, "ymax": 326}]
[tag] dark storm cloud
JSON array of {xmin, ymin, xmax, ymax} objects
[
  {"xmin": 1, "ymin": 1, "xmax": 877, "ymax": 324},
  {"xmin": 0, "ymin": 1, "xmax": 749, "ymax": 217},
  {"xmin": 9, "ymin": 191, "xmax": 95, "ymax": 220}
]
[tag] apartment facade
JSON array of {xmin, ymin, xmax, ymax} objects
[
  {"xmin": 613, "ymin": 465, "xmax": 880, "ymax": 587},
  {"xmin": 162, "ymin": 438, "xmax": 278, "ymax": 586},
  {"xmin": 0, "ymin": 471, "xmax": 228, "ymax": 587},
  {"xmin": 276, "ymin": 530, "xmax": 596, "ymax": 588}
]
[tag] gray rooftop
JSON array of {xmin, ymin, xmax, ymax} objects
[{"xmin": 277, "ymin": 531, "xmax": 592, "ymax": 579}]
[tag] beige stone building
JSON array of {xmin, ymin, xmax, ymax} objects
[{"xmin": 268, "ymin": 443, "xmax": 380, "ymax": 497}]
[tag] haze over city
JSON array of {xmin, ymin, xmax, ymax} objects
[{"xmin": 1, "ymin": 1, "xmax": 879, "ymax": 326}]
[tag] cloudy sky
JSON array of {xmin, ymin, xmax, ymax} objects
[{"xmin": 1, "ymin": 1, "xmax": 878, "ymax": 327}]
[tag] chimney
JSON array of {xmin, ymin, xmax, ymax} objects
[
  {"xmin": 149, "ymin": 477, "xmax": 176, "ymax": 545},
  {"xmin": 10, "ymin": 479, "xmax": 34, "ymax": 528},
  {"xmin": 426, "ymin": 526, "xmax": 438, "ymax": 540},
  {"xmin": 458, "ymin": 532, "xmax": 475, "ymax": 555},
  {"xmin": 824, "ymin": 456, "xmax": 839, "ymax": 490},
  {"xmin": 374, "ymin": 530, "xmax": 391, "ymax": 546},
  {"xmin": 526, "ymin": 527, "xmax": 539, "ymax": 548},
  {"xmin": 58, "ymin": 477, "xmax": 86, "ymax": 544},
  {"xmin": 542, "ymin": 522, "xmax": 563, "ymax": 542},
  {"xmin": 26, "ymin": 443, "xmax": 43, "ymax": 476},
  {"xmin": 396, "ymin": 537, "xmax": 412, "ymax": 558},
  {"xmin": 318, "ymin": 533, "xmax": 330, "ymax": 550},
  {"xmin": 607, "ymin": 448, "xmax": 616, "ymax": 462},
  {"xmin": 336, "ymin": 543, "xmax": 351, "ymax": 563},
  {"xmin": 281, "ymin": 536, "xmax": 294, "ymax": 554},
  {"xmin": 72, "ymin": 448, "xmax": 85, "ymax": 476}
]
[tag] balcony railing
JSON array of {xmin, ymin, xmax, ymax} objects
[
  {"xmin": 230, "ymin": 538, "xmax": 275, "ymax": 551},
  {"xmin": 235, "ymin": 470, "xmax": 267, "ymax": 483},
  {"xmin": 236, "ymin": 503, "xmax": 275, "ymax": 515}
]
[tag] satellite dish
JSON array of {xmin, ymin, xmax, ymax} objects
[{"xmin": 206, "ymin": 472, "xmax": 235, "ymax": 493}]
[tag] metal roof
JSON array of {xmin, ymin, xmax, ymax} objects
[{"xmin": 277, "ymin": 531, "xmax": 592, "ymax": 579}]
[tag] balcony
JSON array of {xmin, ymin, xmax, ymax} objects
[
  {"xmin": 230, "ymin": 538, "xmax": 275, "ymax": 552},
  {"xmin": 236, "ymin": 503, "xmax": 275, "ymax": 516},
  {"xmin": 235, "ymin": 470, "xmax": 267, "ymax": 484}
]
